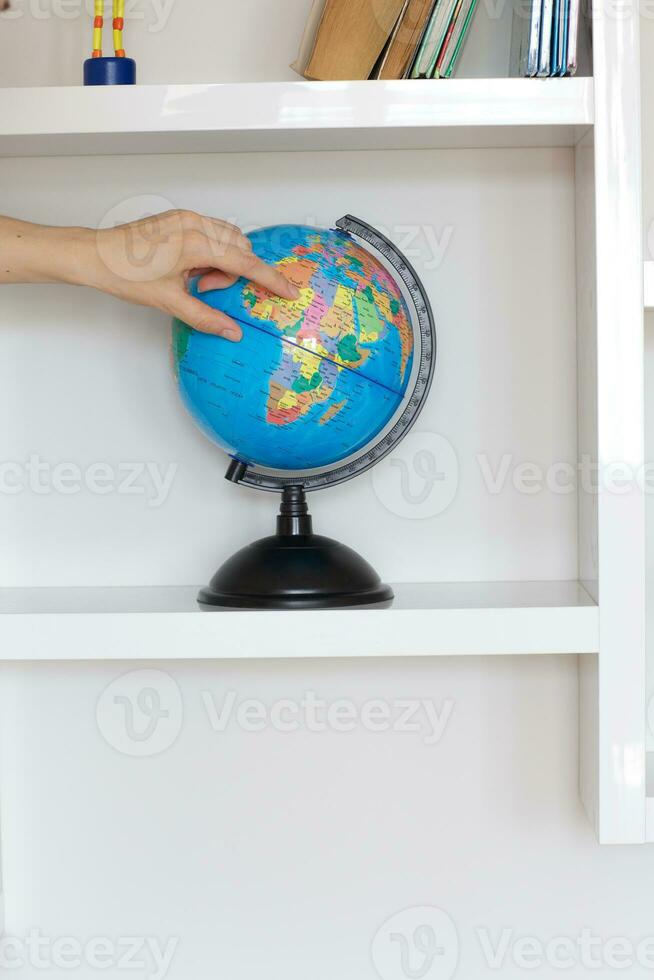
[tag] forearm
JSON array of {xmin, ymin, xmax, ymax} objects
[
  {"xmin": 0, "ymin": 216, "xmax": 94, "ymax": 286},
  {"xmin": 0, "ymin": 209, "xmax": 297, "ymax": 340}
]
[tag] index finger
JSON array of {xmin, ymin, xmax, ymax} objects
[{"xmin": 222, "ymin": 246, "xmax": 299, "ymax": 301}]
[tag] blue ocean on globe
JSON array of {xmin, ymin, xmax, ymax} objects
[{"xmin": 172, "ymin": 225, "xmax": 415, "ymax": 471}]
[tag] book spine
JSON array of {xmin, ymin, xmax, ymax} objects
[
  {"xmin": 443, "ymin": 0, "xmax": 479, "ymax": 76},
  {"xmin": 434, "ymin": 0, "xmax": 464, "ymax": 75},
  {"xmin": 392, "ymin": 0, "xmax": 438, "ymax": 78},
  {"xmin": 551, "ymin": 0, "xmax": 561, "ymax": 73},
  {"xmin": 526, "ymin": 0, "xmax": 542, "ymax": 75},
  {"xmin": 291, "ymin": 0, "xmax": 328, "ymax": 76},
  {"xmin": 410, "ymin": 0, "xmax": 443, "ymax": 77},
  {"xmin": 375, "ymin": 0, "xmax": 411, "ymax": 78},
  {"xmin": 566, "ymin": 0, "xmax": 580, "ymax": 74},
  {"xmin": 559, "ymin": 0, "xmax": 570, "ymax": 74},
  {"xmin": 537, "ymin": 0, "xmax": 554, "ymax": 76},
  {"xmin": 424, "ymin": 0, "xmax": 460, "ymax": 76}
]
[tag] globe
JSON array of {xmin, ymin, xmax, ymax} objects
[
  {"xmin": 172, "ymin": 224, "xmax": 415, "ymax": 472},
  {"xmin": 171, "ymin": 216, "xmax": 435, "ymax": 610}
]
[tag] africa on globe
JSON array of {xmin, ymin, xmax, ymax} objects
[{"xmin": 172, "ymin": 224, "xmax": 415, "ymax": 472}]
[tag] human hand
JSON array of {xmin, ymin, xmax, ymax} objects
[
  {"xmin": 0, "ymin": 211, "xmax": 299, "ymax": 342},
  {"xmin": 90, "ymin": 210, "xmax": 299, "ymax": 341}
]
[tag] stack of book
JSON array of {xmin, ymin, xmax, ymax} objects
[
  {"xmin": 509, "ymin": 0, "xmax": 591, "ymax": 76},
  {"xmin": 292, "ymin": 0, "xmax": 481, "ymax": 81}
]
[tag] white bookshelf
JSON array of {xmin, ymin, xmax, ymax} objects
[
  {"xmin": 645, "ymin": 260, "xmax": 654, "ymax": 310},
  {"xmin": 0, "ymin": 78, "xmax": 593, "ymax": 156},
  {"xmin": 0, "ymin": 582, "xmax": 598, "ymax": 661},
  {"xmin": 0, "ymin": 0, "xmax": 648, "ymax": 879},
  {"xmin": 645, "ymin": 254, "xmax": 654, "ymax": 841}
]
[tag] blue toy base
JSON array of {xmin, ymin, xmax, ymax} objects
[{"xmin": 83, "ymin": 57, "xmax": 136, "ymax": 85}]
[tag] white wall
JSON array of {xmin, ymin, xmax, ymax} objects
[
  {"xmin": 0, "ymin": 146, "xmax": 577, "ymax": 588},
  {"xmin": 4, "ymin": 655, "xmax": 654, "ymax": 980},
  {"xmin": 0, "ymin": 0, "xmax": 513, "ymax": 87}
]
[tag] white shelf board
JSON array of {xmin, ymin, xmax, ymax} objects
[
  {"xmin": 0, "ymin": 79, "xmax": 594, "ymax": 157},
  {"xmin": 647, "ymin": 754, "xmax": 654, "ymax": 842},
  {"xmin": 645, "ymin": 261, "xmax": 654, "ymax": 310},
  {"xmin": 0, "ymin": 581, "xmax": 598, "ymax": 661}
]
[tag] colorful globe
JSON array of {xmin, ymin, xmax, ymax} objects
[{"xmin": 172, "ymin": 225, "xmax": 415, "ymax": 471}]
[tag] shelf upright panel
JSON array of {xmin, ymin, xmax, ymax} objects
[
  {"xmin": 645, "ymin": 261, "xmax": 654, "ymax": 310},
  {"xmin": 578, "ymin": 0, "xmax": 647, "ymax": 843},
  {"xmin": 577, "ymin": 125, "xmax": 600, "ymax": 837}
]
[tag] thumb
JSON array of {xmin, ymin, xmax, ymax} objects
[{"xmin": 171, "ymin": 292, "xmax": 242, "ymax": 341}]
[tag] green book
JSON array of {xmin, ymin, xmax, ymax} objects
[
  {"xmin": 442, "ymin": 0, "xmax": 479, "ymax": 76},
  {"xmin": 410, "ymin": 0, "xmax": 458, "ymax": 77}
]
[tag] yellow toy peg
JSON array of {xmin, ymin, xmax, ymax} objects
[{"xmin": 84, "ymin": 0, "xmax": 135, "ymax": 84}]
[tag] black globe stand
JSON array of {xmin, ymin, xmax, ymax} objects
[{"xmin": 198, "ymin": 482, "xmax": 394, "ymax": 611}]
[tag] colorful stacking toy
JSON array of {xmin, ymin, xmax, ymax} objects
[{"xmin": 83, "ymin": 0, "xmax": 136, "ymax": 85}]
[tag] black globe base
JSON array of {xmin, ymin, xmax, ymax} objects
[{"xmin": 198, "ymin": 486, "xmax": 394, "ymax": 610}]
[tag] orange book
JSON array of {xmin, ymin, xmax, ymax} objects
[
  {"xmin": 378, "ymin": 0, "xmax": 437, "ymax": 79},
  {"xmin": 305, "ymin": 0, "xmax": 407, "ymax": 80}
]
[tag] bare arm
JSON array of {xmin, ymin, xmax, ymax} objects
[{"xmin": 0, "ymin": 210, "xmax": 298, "ymax": 342}]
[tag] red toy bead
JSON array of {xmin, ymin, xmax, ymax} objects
[
  {"xmin": 93, "ymin": 15, "xmax": 103, "ymax": 26},
  {"xmin": 92, "ymin": 49, "xmax": 102, "ymax": 57},
  {"xmin": 115, "ymin": 48, "xmax": 125, "ymax": 57},
  {"xmin": 113, "ymin": 16, "xmax": 124, "ymax": 28}
]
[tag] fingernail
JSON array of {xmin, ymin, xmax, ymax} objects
[{"xmin": 224, "ymin": 329, "xmax": 242, "ymax": 342}]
